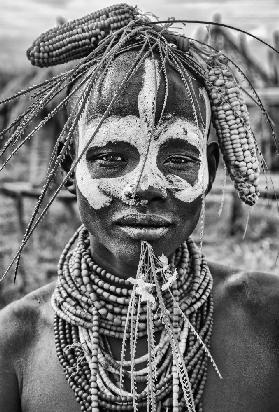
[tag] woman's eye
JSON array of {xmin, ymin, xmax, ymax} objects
[
  {"xmin": 90, "ymin": 153, "xmax": 126, "ymax": 167},
  {"xmin": 98, "ymin": 154, "xmax": 124, "ymax": 163},
  {"xmin": 165, "ymin": 155, "xmax": 199, "ymax": 166}
]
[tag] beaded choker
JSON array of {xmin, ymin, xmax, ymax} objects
[{"xmin": 52, "ymin": 225, "xmax": 217, "ymax": 412}]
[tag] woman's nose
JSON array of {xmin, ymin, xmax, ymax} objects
[
  {"xmin": 136, "ymin": 167, "xmax": 168, "ymax": 198},
  {"xmin": 135, "ymin": 184, "xmax": 167, "ymax": 202},
  {"xmin": 123, "ymin": 172, "xmax": 168, "ymax": 204}
]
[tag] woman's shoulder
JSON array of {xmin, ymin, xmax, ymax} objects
[
  {"xmin": 209, "ymin": 260, "xmax": 279, "ymax": 325},
  {"xmin": 0, "ymin": 281, "xmax": 56, "ymax": 357}
]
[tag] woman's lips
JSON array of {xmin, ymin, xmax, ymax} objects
[
  {"xmin": 116, "ymin": 226, "xmax": 170, "ymax": 240},
  {"xmin": 114, "ymin": 214, "xmax": 173, "ymax": 240}
]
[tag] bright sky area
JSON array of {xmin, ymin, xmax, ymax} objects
[{"xmin": 0, "ymin": 0, "xmax": 278, "ymax": 70}]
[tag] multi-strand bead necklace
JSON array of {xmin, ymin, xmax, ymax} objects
[{"xmin": 51, "ymin": 225, "xmax": 215, "ymax": 412}]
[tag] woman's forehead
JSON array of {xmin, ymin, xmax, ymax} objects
[
  {"xmin": 79, "ymin": 115, "xmax": 205, "ymax": 153},
  {"xmin": 83, "ymin": 51, "xmax": 207, "ymax": 126}
]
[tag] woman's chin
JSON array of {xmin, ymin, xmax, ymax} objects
[{"xmin": 111, "ymin": 235, "xmax": 177, "ymax": 264}]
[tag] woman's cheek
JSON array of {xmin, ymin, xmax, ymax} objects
[
  {"xmin": 76, "ymin": 157, "xmax": 138, "ymax": 209},
  {"xmin": 76, "ymin": 157, "xmax": 112, "ymax": 209},
  {"xmin": 169, "ymin": 155, "xmax": 209, "ymax": 203}
]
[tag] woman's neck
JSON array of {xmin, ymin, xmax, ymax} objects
[{"xmin": 89, "ymin": 234, "xmax": 140, "ymax": 279}]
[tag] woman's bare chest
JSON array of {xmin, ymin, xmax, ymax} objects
[{"xmin": 21, "ymin": 327, "xmax": 81, "ymax": 412}]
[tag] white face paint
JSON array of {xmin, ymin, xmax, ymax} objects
[{"xmin": 76, "ymin": 59, "xmax": 211, "ymax": 210}]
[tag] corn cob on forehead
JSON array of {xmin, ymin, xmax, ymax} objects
[
  {"xmin": 26, "ymin": 3, "xmax": 137, "ymax": 67},
  {"xmin": 68, "ymin": 49, "xmax": 208, "ymax": 132}
]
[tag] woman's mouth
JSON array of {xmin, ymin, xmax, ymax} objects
[{"xmin": 114, "ymin": 214, "xmax": 173, "ymax": 240}]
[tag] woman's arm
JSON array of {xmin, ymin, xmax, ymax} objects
[{"xmin": 0, "ymin": 304, "xmax": 23, "ymax": 412}]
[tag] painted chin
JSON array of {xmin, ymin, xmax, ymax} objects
[{"xmin": 115, "ymin": 225, "xmax": 172, "ymax": 241}]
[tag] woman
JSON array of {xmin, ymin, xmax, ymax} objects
[{"xmin": 0, "ymin": 4, "xmax": 279, "ymax": 412}]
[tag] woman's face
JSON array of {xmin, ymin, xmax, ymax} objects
[{"xmin": 74, "ymin": 56, "xmax": 215, "ymax": 270}]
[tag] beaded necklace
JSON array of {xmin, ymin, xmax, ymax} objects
[{"xmin": 52, "ymin": 225, "xmax": 215, "ymax": 412}]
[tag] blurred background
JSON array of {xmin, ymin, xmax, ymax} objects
[{"xmin": 0, "ymin": 0, "xmax": 279, "ymax": 308}]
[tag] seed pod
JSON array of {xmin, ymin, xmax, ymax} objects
[
  {"xmin": 206, "ymin": 55, "xmax": 260, "ymax": 206},
  {"xmin": 26, "ymin": 4, "xmax": 137, "ymax": 67}
]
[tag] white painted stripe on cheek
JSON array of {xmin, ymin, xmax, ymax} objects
[
  {"xmin": 170, "ymin": 127, "xmax": 209, "ymax": 203},
  {"xmin": 76, "ymin": 156, "xmax": 112, "ymax": 209},
  {"xmin": 76, "ymin": 108, "xmax": 112, "ymax": 210}
]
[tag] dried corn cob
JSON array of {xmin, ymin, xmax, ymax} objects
[
  {"xmin": 27, "ymin": 4, "xmax": 137, "ymax": 67},
  {"xmin": 206, "ymin": 55, "xmax": 260, "ymax": 206}
]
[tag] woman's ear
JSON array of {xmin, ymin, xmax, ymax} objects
[
  {"xmin": 59, "ymin": 142, "xmax": 77, "ymax": 196},
  {"xmin": 206, "ymin": 141, "xmax": 219, "ymax": 195},
  {"xmin": 64, "ymin": 170, "xmax": 76, "ymax": 196}
]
